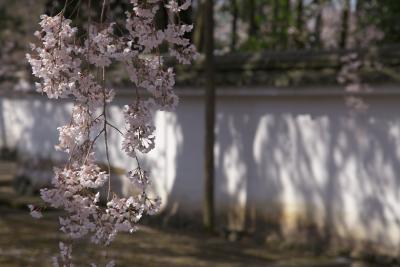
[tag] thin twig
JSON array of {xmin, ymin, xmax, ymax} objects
[
  {"xmin": 99, "ymin": 0, "xmax": 113, "ymax": 201},
  {"xmin": 100, "ymin": 0, "xmax": 108, "ymax": 25},
  {"xmin": 106, "ymin": 121, "xmax": 124, "ymax": 136},
  {"xmin": 83, "ymin": 129, "xmax": 105, "ymax": 164},
  {"xmin": 68, "ymin": 0, "xmax": 82, "ymax": 19}
]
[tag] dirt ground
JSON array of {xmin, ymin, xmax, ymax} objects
[{"xmin": 0, "ymin": 207, "xmax": 384, "ymax": 267}]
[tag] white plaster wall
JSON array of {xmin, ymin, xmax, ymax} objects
[{"xmin": 2, "ymin": 89, "xmax": 400, "ymax": 253}]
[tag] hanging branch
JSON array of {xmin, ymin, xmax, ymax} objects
[{"xmin": 26, "ymin": 0, "xmax": 197, "ymax": 266}]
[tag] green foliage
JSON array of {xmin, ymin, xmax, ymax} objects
[
  {"xmin": 240, "ymin": 36, "xmax": 276, "ymax": 52},
  {"xmin": 215, "ymin": 0, "xmax": 400, "ymax": 52},
  {"xmin": 1, "ymin": 0, "xmax": 400, "ymax": 54},
  {"xmin": 363, "ymin": 0, "xmax": 400, "ymax": 44}
]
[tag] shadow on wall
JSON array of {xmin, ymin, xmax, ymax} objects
[
  {"xmin": 150, "ymin": 96, "xmax": 204, "ymax": 227},
  {"xmin": 0, "ymin": 96, "xmax": 74, "ymax": 162},
  {"xmin": 3, "ymin": 92, "xmax": 400, "ymax": 255},
  {"xmin": 0, "ymin": 96, "xmax": 127, "ymax": 195},
  {"xmin": 0, "ymin": 96, "xmax": 72, "ymax": 190},
  {"xmin": 161, "ymin": 94, "xmax": 400, "ymax": 254}
]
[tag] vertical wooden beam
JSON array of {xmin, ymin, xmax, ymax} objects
[{"xmin": 203, "ymin": 0, "xmax": 215, "ymax": 232}]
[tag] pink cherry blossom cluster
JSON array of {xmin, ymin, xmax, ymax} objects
[
  {"xmin": 337, "ymin": 25, "xmax": 384, "ymax": 114},
  {"xmin": 337, "ymin": 53, "xmax": 370, "ymax": 113},
  {"xmin": 26, "ymin": 1, "xmax": 196, "ymax": 266}
]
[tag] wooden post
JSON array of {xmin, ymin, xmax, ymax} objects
[{"xmin": 203, "ymin": 0, "xmax": 215, "ymax": 232}]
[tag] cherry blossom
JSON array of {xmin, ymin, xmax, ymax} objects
[
  {"xmin": 28, "ymin": 204, "xmax": 43, "ymax": 219},
  {"xmin": 165, "ymin": 0, "xmax": 192, "ymax": 13},
  {"xmin": 26, "ymin": 0, "xmax": 196, "ymax": 265}
]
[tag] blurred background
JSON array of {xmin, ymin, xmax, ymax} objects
[{"xmin": 1, "ymin": 0, "xmax": 400, "ymax": 266}]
